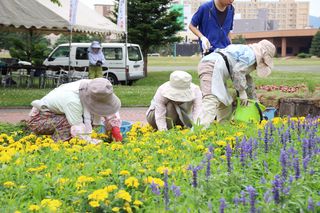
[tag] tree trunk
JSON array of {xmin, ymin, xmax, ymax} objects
[
  {"xmin": 279, "ymin": 98, "xmax": 320, "ymax": 117},
  {"xmin": 143, "ymin": 52, "xmax": 148, "ymax": 77}
]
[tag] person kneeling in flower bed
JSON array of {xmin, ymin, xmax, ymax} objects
[
  {"xmin": 27, "ymin": 78, "xmax": 123, "ymax": 143},
  {"xmin": 146, "ymin": 70, "xmax": 202, "ymax": 131},
  {"xmin": 198, "ymin": 39, "xmax": 276, "ymax": 127}
]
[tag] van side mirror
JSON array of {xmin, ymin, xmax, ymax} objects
[{"xmin": 48, "ymin": 57, "xmax": 55, "ymax": 62}]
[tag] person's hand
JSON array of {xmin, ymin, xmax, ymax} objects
[
  {"xmin": 239, "ymin": 90, "xmax": 248, "ymax": 106},
  {"xmin": 96, "ymin": 60, "xmax": 102, "ymax": 66},
  {"xmin": 200, "ymin": 36, "xmax": 211, "ymax": 53},
  {"xmin": 111, "ymin": 127, "xmax": 122, "ymax": 142}
]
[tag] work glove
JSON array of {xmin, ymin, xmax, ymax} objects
[
  {"xmin": 111, "ymin": 127, "xmax": 123, "ymax": 142},
  {"xmin": 96, "ymin": 60, "xmax": 102, "ymax": 66},
  {"xmin": 200, "ymin": 36, "xmax": 211, "ymax": 54},
  {"xmin": 239, "ymin": 90, "xmax": 248, "ymax": 106}
]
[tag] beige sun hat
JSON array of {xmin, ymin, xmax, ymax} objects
[
  {"xmin": 79, "ymin": 78, "xmax": 121, "ymax": 116},
  {"xmin": 161, "ymin": 70, "xmax": 195, "ymax": 102},
  {"xmin": 249, "ymin": 39, "xmax": 276, "ymax": 77}
]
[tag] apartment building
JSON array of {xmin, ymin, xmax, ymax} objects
[{"xmin": 233, "ymin": 0, "xmax": 309, "ymax": 30}]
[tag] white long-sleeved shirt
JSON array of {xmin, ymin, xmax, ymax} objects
[{"xmin": 146, "ymin": 83, "xmax": 202, "ymax": 131}]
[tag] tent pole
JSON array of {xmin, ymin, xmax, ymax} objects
[{"xmin": 124, "ymin": 0, "xmax": 128, "ymax": 85}]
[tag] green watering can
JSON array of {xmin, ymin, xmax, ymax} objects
[{"xmin": 233, "ymin": 98, "xmax": 266, "ymax": 123}]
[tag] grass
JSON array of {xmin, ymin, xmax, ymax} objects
[
  {"xmin": 148, "ymin": 56, "xmax": 320, "ymax": 66},
  {"xmin": 0, "ymin": 70, "xmax": 319, "ymax": 107}
]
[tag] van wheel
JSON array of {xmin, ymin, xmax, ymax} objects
[{"xmin": 104, "ymin": 73, "xmax": 118, "ymax": 85}]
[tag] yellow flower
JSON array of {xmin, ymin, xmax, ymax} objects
[
  {"xmin": 3, "ymin": 181, "xmax": 15, "ymax": 188},
  {"xmin": 156, "ymin": 166, "xmax": 172, "ymax": 175},
  {"xmin": 99, "ymin": 169, "xmax": 112, "ymax": 176},
  {"xmin": 89, "ymin": 201, "xmax": 100, "ymax": 208},
  {"xmin": 40, "ymin": 199, "xmax": 62, "ymax": 212},
  {"xmin": 125, "ymin": 177, "xmax": 139, "ymax": 188},
  {"xmin": 14, "ymin": 211, "xmax": 21, "ymax": 213},
  {"xmin": 216, "ymin": 140, "xmax": 227, "ymax": 147},
  {"xmin": 56, "ymin": 178, "xmax": 69, "ymax": 185},
  {"xmin": 144, "ymin": 176, "xmax": 164, "ymax": 187},
  {"xmin": 133, "ymin": 200, "xmax": 143, "ymax": 206},
  {"xmin": 112, "ymin": 207, "xmax": 120, "ymax": 212},
  {"xmin": 104, "ymin": 185, "xmax": 118, "ymax": 192},
  {"xmin": 123, "ymin": 202, "xmax": 133, "ymax": 213},
  {"xmin": 115, "ymin": 190, "xmax": 132, "ymax": 202},
  {"xmin": 119, "ymin": 170, "xmax": 130, "ymax": 176},
  {"xmin": 28, "ymin": 205, "xmax": 40, "ymax": 211},
  {"xmin": 88, "ymin": 189, "xmax": 108, "ymax": 201}
]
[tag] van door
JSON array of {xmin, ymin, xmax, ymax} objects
[
  {"xmin": 103, "ymin": 47, "xmax": 126, "ymax": 84},
  {"xmin": 127, "ymin": 45, "xmax": 144, "ymax": 81}
]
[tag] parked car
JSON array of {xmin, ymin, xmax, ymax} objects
[{"xmin": 43, "ymin": 43, "xmax": 145, "ymax": 85}]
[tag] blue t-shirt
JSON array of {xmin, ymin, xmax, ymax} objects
[{"xmin": 191, "ymin": 1, "xmax": 234, "ymax": 52}]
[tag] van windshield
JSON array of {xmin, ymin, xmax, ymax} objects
[
  {"xmin": 50, "ymin": 46, "xmax": 70, "ymax": 59},
  {"xmin": 128, "ymin": 46, "xmax": 142, "ymax": 61}
]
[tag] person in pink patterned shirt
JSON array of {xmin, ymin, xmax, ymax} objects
[
  {"xmin": 146, "ymin": 71, "xmax": 202, "ymax": 131},
  {"xmin": 27, "ymin": 78, "xmax": 122, "ymax": 143}
]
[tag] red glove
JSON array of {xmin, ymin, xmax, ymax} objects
[{"xmin": 111, "ymin": 127, "xmax": 122, "ymax": 142}]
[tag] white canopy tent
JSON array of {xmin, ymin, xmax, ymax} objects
[{"xmin": 0, "ymin": 0, "xmax": 123, "ymax": 35}]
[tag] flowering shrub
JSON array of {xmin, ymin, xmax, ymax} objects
[{"xmin": 0, "ymin": 117, "xmax": 319, "ymax": 212}]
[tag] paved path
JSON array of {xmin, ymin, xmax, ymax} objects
[
  {"xmin": 149, "ymin": 65, "xmax": 320, "ymax": 72},
  {"xmin": 0, "ymin": 107, "xmax": 148, "ymax": 124}
]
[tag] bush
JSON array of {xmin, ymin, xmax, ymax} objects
[{"xmin": 297, "ymin": 52, "xmax": 312, "ymax": 58}]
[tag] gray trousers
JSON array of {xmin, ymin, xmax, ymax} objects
[{"xmin": 146, "ymin": 102, "xmax": 187, "ymax": 130}]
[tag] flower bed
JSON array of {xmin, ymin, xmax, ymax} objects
[{"xmin": 0, "ymin": 117, "xmax": 319, "ymax": 212}]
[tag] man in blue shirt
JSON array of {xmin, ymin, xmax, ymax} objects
[{"xmin": 189, "ymin": 0, "xmax": 235, "ymax": 55}]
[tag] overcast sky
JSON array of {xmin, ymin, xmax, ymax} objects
[{"xmin": 80, "ymin": 0, "xmax": 319, "ymax": 17}]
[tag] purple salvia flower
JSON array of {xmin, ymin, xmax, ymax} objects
[
  {"xmin": 187, "ymin": 165, "xmax": 202, "ymax": 188},
  {"xmin": 233, "ymin": 196, "xmax": 240, "ymax": 207},
  {"xmin": 164, "ymin": 170, "xmax": 169, "ymax": 210},
  {"xmin": 150, "ymin": 182, "xmax": 161, "ymax": 195},
  {"xmin": 219, "ymin": 198, "xmax": 226, "ymax": 213},
  {"xmin": 310, "ymin": 169, "xmax": 315, "ymax": 175},
  {"xmin": 302, "ymin": 138, "xmax": 308, "ymax": 158},
  {"xmin": 170, "ymin": 184, "xmax": 181, "ymax": 197},
  {"xmin": 247, "ymin": 138, "xmax": 253, "ymax": 160},
  {"xmin": 260, "ymin": 177, "xmax": 266, "ymax": 184},
  {"xmin": 303, "ymin": 156, "xmax": 310, "ymax": 172},
  {"xmin": 280, "ymin": 149, "xmax": 288, "ymax": 180},
  {"xmin": 246, "ymin": 186, "xmax": 257, "ymax": 213},
  {"xmin": 282, "ymin": 187, "xmax": 290, "ymax": 195},
  {"xmin": 206, "ymin": 152, "xmax": 213, "ymax": 180},
  {"xmin": 263, "ymin": 190, "xmax": 272, "ymax": 203},
  {"xmin": 240, "ymin": 190, "xmax": 247, "ymax": 206},
  {"xmin": 317, "ymin": 201, "xmax": 320, "ymax": 207},
  {"xmin": 226, "ymin": 143, "xmax": 232, "ymax": 173},
  {"xmin": 272, "ymin": 175, "xmax": 282, "ymax": 204},
  {"xmin": 264, "ymin": 125, "xmax": 269, "ymax": 153},
  {"xmin": 293, "ymin": 157, "xmax": 300, "ymax": 180},
  {"xmin": 308, "ymin": 197, "xmax": 314, "ymax": 212},
  {"xmin": 258, "ymin": 129, "xmax": 262, "ymax": 141},
  {"xmin": 289, "ymin": 175, "xmax": 294, "ymax": 184},
  {"xmin": 208, "ymin": 201, "xmax": 213, "ymax": 213},
  {"xmin": 208, "ymin": 145, "xmax": 214, "ymax": 153},
  {"xmin": 263, "ymin": 161, "xmax": 269, "ymax": 173}
]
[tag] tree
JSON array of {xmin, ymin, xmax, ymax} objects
[
  {"xmin": 54, "ymin": 34, "xmax": 105, "ymax": 47},
  {"xmin": 310, "ymin": 30, "xmax": 320, "ymax": 57},
  {"xmin": 232, "ymin": 35, "xmax": 246, "ymax": 44},
  {"xmin": 113, "ymin": 0, "xmax": 183, "ymax": 75},
  {"xmin": 0, "ymin": 32, "xmax": 51, "ymax": 66}
]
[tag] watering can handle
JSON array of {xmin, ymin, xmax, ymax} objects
[{"xmin": 254, "ymin": 102, "xmax": 264, "ymax": 122}]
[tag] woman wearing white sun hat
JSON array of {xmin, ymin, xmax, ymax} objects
[
  {"xmin": 197, "ymin": 39, "xmax": 276, "ymax": 128},
  {"xmin": 146, "ymin": 70, "xmax": 202, "ymax": 131}
]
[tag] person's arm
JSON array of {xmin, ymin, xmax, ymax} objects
[
  {"xmin": 245, "ymin": 74, "xmax": 257, "ymax": 100},
  {"xmin": 192, "ymin": 86, "xmax": 203, "ymax": 123},
  {"xmin": 153, "ymin": 88, "xmax": 168, "ymax": 131},
  {"xmin": 232, "ymin": 62, "xmax": 250, "ymax": 105},
  {"xmin": 189, "ymin": 23, "xmax": 204, "ymax": 39},
  {"xmin": 88, "ymin": 52, "xmax": 96, "ymax": 65},
  {"xmin": 104, "ymin": 112, "xmax": 122, "ymax": 142},
  {"xmin": 228, "ymin": 32, "xmax": 232, "ymax": 44}
]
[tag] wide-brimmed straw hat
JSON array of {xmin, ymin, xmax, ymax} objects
[
  {"xmin": 91, "ymin": 41, "xmax": 102, "ymax": 49},
  {"xmin": 161, "ymin": 70, "xmax": 195, "ymax": 102},
  {"xmin": 79, "ymin": 78, "xmax": 121, "ymax": 116},
  {"xmin": 249, "ymin": 39, "xmax": 276, "ymax": 77}
]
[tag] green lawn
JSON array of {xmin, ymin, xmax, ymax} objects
[
  {"xmin": 148, "ymin": 56, "xmax": 320, "ymax": 66},
  {"xmin": 0, "ymin": 70, "xmax": 319, "ymax": 107}
]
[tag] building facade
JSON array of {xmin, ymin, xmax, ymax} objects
[
  {"xmin": 233, "ymin": 0, "xmax": 309, "ymax": 30},
  {"xmin": 94, "ymin": 4, "xmax": 115, "ymax": 20}
]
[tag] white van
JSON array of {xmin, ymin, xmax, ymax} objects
[{"xmin": 43, "ymin": 43, "xmax": 145, "ymax": 85}]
